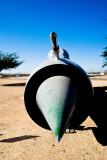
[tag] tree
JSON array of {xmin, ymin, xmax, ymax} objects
[
  {"xmin": 101, "ymin": 37, "xmax": 107, "ymax": 68},
  {"xmin": 0, "ymin": 51, "xmax": 23, "ymax": 72}
]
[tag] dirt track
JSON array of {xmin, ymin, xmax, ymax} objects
[{"xmin": 0, "ymin": 78, "xmax": 107, "ymax": 160}]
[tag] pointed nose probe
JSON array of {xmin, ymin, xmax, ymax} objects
[{"xmin": 50, "ymin": 32, "xmax": 59, "ymax": 59}]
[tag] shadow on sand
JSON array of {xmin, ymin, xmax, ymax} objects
[
  {"xmin": 76, "ymin": 86, "xmax": 107, "ymax": 146},
  {"xmin": 0, "ymin": 135, "xmax": 40, "ymax": 143},
  {"xmin": 3, "ymin": 83, "xmax": 26, "ymax": 86},
  {"xmin": 89, "ymin": 86, "xmax": 107, "ymax": 146},
  {"xmin": 75, "ymin": 126, "xmax": 107, "ymax": 146}
]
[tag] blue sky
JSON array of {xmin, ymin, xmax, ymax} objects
[{"xmin": 0, "ymin": 0, "xmax": 107, "ymax": 73}]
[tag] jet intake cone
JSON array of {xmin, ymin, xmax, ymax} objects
[{"xmin": 36, "ymin": 76, "xmax": 77, "ymax": 139}]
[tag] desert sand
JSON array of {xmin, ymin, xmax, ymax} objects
[{"xmin": 0, "ymin": 77, "xmax": 107, "ymax": 160}]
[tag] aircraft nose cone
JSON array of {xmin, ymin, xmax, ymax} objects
[{"xmin": 36, "ymin": 76, "xmax": 77, "ymax": 141}]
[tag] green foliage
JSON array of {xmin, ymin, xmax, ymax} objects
[
  {"xmin": 0, "ymin": 51, "xmax": 23, "ymax": 72},
  {"xmin": 101, "ymin": 37, "xmax": 107, "ymax": 67}
]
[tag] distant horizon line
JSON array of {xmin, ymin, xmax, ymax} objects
[{"xmin": 1, "ymin": 71, "xmax": 107, "ymax": 75}]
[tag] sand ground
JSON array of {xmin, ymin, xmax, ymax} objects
[{"xmin": 0, "ymin": 77, "xmax": 107, "ymax": 160}]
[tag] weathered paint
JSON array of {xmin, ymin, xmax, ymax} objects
[{"xmin": 36, "ymin": 76, "xmax": 77, "ymax": 138}]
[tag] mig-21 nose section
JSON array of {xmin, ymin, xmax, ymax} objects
[{"xmin": 24, "ymin": 32, "xmax": 93, "ymax": 142}]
